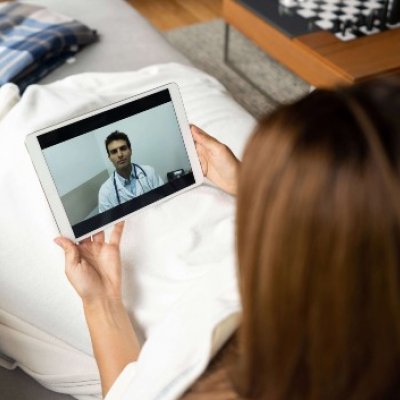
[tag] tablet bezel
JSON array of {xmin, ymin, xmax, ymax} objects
[{"xmin": 25, "ymin": 83, "xmax": 204, "ymax": 241}]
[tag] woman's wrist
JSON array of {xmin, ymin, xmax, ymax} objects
[
  {"xmin": 82, "ymin": 295, "xmax": 140, "ymax": 396},
  {"xmin": 83, "ymin": 296, "xmax": 124, "ymax": 320},
  {"xmin": 225, "ymin": 160, "xmax": 239, "ymax": 196},
  {"xmin": 82, "ymin": 297, "xmax": 127, "ymax": 333}
]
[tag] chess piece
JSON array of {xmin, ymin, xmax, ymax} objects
[
  {"xmin": 355, "ymin": 13, "xmax": 365, "ymax": 28},
  {"xmin": 389, "ymin": 0, "xmax": 400, "ymax": 24},
  {"xmin": 381, "ymin": 0, "xmax": 390, "ymax": 25},
  {"xmin": 332, "ymin": 19, "xmax": 341, "ymax": 33},
  {"xmin": 368, "ymin": 8, "xmax": 380, "ymax": 30},
  {"xmin": 377, "ymin": 4, "xmax": 387, "ymax": 29},
  {"xmin": 341, "ymin": 19, "xmax": 353, "ymax": 36},
  {"xmin": 366, "ymin": 11, "xmax": 375, "ymax": 30}
]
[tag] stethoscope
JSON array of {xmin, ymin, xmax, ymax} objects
[{"xmin": 113, "ymin": 163, "xmax": 149, "ymax": 205}]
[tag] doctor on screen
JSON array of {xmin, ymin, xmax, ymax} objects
[{"xmin": 98, "ymin": 131, "xmax": 164, "ymax": 212}]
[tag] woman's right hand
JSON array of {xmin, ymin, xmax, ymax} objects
[
  {"xmin": 54, "ymin": 222, "xmax": 125, "ymax": 304},
  {"xmin": 191, "ymin": 125, "xmax": 240, "ymax": 195}
]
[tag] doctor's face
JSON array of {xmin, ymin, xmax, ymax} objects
[{"xmin": 107, "ymin": 139, "xmax": 132, "ymax": 171}]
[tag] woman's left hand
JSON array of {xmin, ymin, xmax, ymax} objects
[{"xmin": 54, "ymin": 221, "xmax": 125, "ymax": 303}]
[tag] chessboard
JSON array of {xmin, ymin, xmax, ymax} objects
[{"xmin": 280, "ymin": 0, "xmax": 400, "ymax": 41}]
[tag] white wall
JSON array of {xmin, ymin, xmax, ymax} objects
[{"xmin": 43, "ymin": 133, "xmax": 107, "ymax": 197}]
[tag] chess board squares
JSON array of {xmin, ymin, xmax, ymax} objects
[
  {"xmin": 287, "ymin": 0, "xmax": 388, "ymax": 22},
  {"xmin": 338, "ymin": 14, "xmax": 358, "ymax": 21},
  {"xmin": 278, "ymin": 0, "xmax": 298, "ymax": 8},
  {"xmin": 361, "ymin": 8, "xmax": 380, "ymax": 16},
  {"xmin": 315, "ymin": 18, "xmax": 334, "ymax": 29},
  {"xmin": 341, "ymin": 6, "xmax": 361, "ymax": 15},
  {"xmin": 296, "ymin": 0, "xmax": 335, "ymax": 18},
  {"xmin": 298, "ymin": 1, "xmax": 320, "ymax": 9},
  {"xmin": 297, "ymin": 8, "xmax": 317, "ymax": 18},
  {"xmin": 285, "ymin": 0, "xmax": 396, "ymax": 42},
  {"xmin": 319, "ymin": 3, "xmax": 340, "ymax": 12},
  {"xmin": 344, "ymin": 0, "xmax": 363, "ymax": 7},
  {"xmin": 363, "ymin": 0, "xmax": 384, "ymax": 8},
  {"xmin": 317, "ymin": 11, "xmax": 339, "ymax": 20},
  {"xmin": 295, "ymin": 0, "xmax": 320, "ymax": 18}
]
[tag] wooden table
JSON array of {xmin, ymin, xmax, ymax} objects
[{"xmin": 223, "ymin": 0, "xmax": 400, "ymax": 87}]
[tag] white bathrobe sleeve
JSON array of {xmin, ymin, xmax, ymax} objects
[
  {"xmin": 103, "ymin": 267, "xmax": 240, "ymax": 400},
  {"xmin": 105, "ymin": 363, "xmax": 137, "ymax": 400}
]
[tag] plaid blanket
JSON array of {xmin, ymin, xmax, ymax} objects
[{"xmin": 0, "ymin": 2, "xmax": 98, "ymax": 92}]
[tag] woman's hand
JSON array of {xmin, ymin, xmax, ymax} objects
[
  {"xmin": 54, "ymin": 221, "xmax": 125, "ymax": 303},
  {"xmin": 55, "ymin": 221, "xmax": 140, "ymax": 396},
  {"xmin": 191, "ymin": 125, "xmax": 240, "ymax": 195}
]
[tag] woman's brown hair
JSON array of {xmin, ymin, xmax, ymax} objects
[{"xmin": 236, "ymin": 77, "xmax": 400, "ymax": 400}]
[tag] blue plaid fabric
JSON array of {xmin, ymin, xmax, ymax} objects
[{"xmin": 0, "ymin": 2, "xmax": 98, "ymax": 92}]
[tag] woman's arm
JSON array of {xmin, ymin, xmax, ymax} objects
[
  {"xmin": 191, "ymin": 125, "xmax": 240, "ymax": 196},
  {"xmin": 55, "ymin": 222, "xmax": 139, "ymax": 397},
  {"xmin": 83, "ymin": 297, "xmax": 140, "ymax": 396}
]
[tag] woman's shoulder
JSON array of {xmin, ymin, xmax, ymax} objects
[{"xmin": 180, "ymin": 333, "xmax": 244, "ymax": 400}]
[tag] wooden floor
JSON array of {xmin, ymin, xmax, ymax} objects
[
  {"xmin": 0, "ymin": 0, "xmax": 221, "ymax": 31},
  {"xmin": 127, "ymin": 0, "xmax": 222, "ymax": 31}
]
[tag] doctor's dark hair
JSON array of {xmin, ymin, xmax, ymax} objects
[
  {"xmin": 235, "ymin": 77, "xmax": 400, "ymax": 400},
  {"xmin": 105, "ymin": 131, "xmax": 131, "ymax": 155}
]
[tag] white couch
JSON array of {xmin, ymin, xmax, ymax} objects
[{"xmin": 26, "ymin": 0, "xmax": 191, "ymax": 81}]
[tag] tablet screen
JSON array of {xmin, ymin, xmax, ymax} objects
[{"xmin": 37, "ymin": 88, "xmax": 196, "ymax": 238}]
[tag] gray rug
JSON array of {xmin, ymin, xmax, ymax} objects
[{"xmin": 165, "ymin": 19, "xmax": 310, "ymax": 119}]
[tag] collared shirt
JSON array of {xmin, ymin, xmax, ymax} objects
[{"xmin": 98, "ymin": 164, "xmax": 164, "ymax": 213}]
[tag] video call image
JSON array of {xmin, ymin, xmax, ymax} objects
[{"xmin": 42, "ymin": 99, "xmax": 193, "ymax": 236}]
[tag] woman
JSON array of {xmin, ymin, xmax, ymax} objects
[{"xmin": 55, "ymin": 77, "xmax": 400, "ymax": 399}]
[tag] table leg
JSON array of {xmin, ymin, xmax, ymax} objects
[{"xmin": 223, "ymin": 22, "xmax": 280, "ymax": 107}]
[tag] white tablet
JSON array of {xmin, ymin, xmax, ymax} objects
[{"xmin": 25, "ymin": 83, "xmax": 204, "ymax": 241}]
